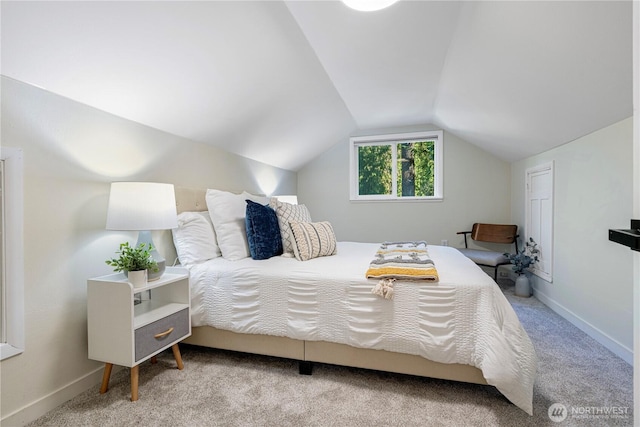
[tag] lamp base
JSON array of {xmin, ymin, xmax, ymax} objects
[
  {"xmin": 137, "ymin": 230, "xmax": 166, "ymax": 281},
  {"xmin": 148, "ymin": 260, "xmax": 165, "ymax": 281}
]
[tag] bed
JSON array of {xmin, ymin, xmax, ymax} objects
[{"xmin": 172, "ymin": 187, "xmax": 537, "ymax": 415}]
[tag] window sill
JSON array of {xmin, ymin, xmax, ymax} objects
[
  {"xmin": 1, "ymin": 343, "xmax": 24, "ymax": 361},
  {"xmin": 349, "ymin": 197, "xmax": 444, "ymax": 203}
]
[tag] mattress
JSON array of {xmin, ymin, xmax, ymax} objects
[{"xmin": 186, "ymin": 242, "xmax": 537, "ymax": 414}]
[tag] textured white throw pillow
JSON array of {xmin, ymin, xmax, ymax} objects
[
  {"xmin": 172, "ymin": 211, "xmax": 221, "ymax": 265},
  {"xmin": 269, "ymin": 198, "xmax": 312, "ymax": 257},
  {"xmin": 289, "ymin": 221, "xmax": 337, "ymax": 261},
  {"xmin": 206, "ymin": 189, "xmax": 267, "ymax": 260}
]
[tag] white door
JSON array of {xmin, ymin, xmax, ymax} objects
[{"xmin": 526, "ymin": 162, "xmax": 554, "ymax": 282}]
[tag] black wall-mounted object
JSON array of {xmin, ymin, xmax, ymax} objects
[{"xmin": 609, "ymin": 219, "xmax": 640, "ymax": 252}]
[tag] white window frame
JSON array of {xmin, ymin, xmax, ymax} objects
[
  {"xmin": 349, "ymin": 130, "xmax": 443, "ymax": 201},
  {"xmin": 0, "ymin": 147, "xmax": 24, "ymax": 360}
]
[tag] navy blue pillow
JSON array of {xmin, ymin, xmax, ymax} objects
[{"xmin": 245, "ymin": 200, "xmax": 283, "ymax": 260}]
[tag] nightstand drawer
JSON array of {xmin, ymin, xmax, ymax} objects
[{"xmin": 135, "ymin": 308, "xmax": 189, "ymax": 362}]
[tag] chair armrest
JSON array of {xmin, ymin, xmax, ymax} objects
[{"xmin": 456, "ymin": 231, "xmax": 472, "ymax": 248}]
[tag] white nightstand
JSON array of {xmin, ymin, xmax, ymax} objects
[{"xmin": 87, "ymin": 267, "xmax": 191, "ymax": 401}]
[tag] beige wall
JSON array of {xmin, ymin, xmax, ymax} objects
[
  {"xmin": 511, "ymin": 117, "xmax": 634, "ymax": 363},
  {"xmin": 0, "ymin": 77, "xmax": 296, "ymax": 424},
  {"xmin": 298, "ymin": 125, "xmax": 512, "ymax": 251}
]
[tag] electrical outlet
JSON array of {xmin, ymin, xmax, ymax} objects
[{"xmin": 441, "ymin": 240, "xmax": 448, "ymax": 246}]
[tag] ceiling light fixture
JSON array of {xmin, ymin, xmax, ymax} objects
[{"xmin": 341, "ymin": 0, "xmax": 399, "ymax": 12}]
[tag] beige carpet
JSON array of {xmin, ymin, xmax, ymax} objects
[{"xmin": 27, "ymin": 281, "xmax": 633, "ymax": 426}]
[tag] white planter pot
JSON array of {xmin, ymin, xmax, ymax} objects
[
  {"xmin": 127, "ymin": 270, "xmax": 148, "ymax": 288},
  {"xmin": 515, "ymin": 274, "xmax": 531, "ymax": 297}
]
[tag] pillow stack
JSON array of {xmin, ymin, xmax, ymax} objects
[{"xmin": 172, "ymin": 188, "xmax": 337, "ymax": 263}]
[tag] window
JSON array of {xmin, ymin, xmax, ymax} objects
[
  {"xmin": 349, "ymin": 131, "xmax": 443, "ymax": 201},
  {"xmin": 0, "ymin": 147, "xmax": 24, "ymax": 360}
]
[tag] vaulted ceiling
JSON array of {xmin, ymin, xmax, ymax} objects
[{"xmin": 1, "ymin": 1, "xmax": 632, "ymax": 171}]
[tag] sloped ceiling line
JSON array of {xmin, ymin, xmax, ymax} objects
[{"xmin": 1, "ymin": 1, "xmax": 632, "ymax": 171}]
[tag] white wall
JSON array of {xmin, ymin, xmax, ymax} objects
[
  {"xmin": 298, "ymin": 125, "xmax": 512, "ymax": 250},
  {"xmin": 511, "ymin": 117, "xmax": 634, "ymax": 363},
  {"xmin": 0, "ymin": 76, "xmax": 296, "ymax": 425}
]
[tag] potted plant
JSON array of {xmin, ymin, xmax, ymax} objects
[
  {"xmin": 504, "ymin": 238, "xmax": 540, "ymax": 297},
  {"xmin": 106, "ymin": 242, "xmax": 159, "ymax": 288}
]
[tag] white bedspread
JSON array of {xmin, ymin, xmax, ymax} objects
[{"xmin": 187, "ymin": 242, "xmax": 537, "ymax": 414}]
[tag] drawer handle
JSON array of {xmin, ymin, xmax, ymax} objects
[{"xmin": 154, "ymin": 327, "xmax": 174, "ymax": 339}]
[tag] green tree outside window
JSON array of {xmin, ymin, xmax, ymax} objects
[{"xmin": 358, "ymin": 145, "xmax": 392, "ymax": 195}]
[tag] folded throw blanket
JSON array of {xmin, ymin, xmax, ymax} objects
[{"xmin": 366, "ymin": 241, "xmax": 439, "ymax": 284}]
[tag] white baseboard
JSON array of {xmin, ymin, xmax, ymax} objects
[
  {"xmin": 1, "ymin": 365, "xmax": 119, "ymax": 426},
  {"xmin": 533, "ymin": 287, "xmax": 633, "ymax": 365}
]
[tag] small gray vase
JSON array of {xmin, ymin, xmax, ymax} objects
[{"xmin": 515, "ymin": 274, "xmax": 531, "ymax": 297}]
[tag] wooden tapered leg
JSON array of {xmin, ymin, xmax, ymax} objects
[
  {"xmin": 130, "ymin": 365, "xmax": 139, "ymax": 402},
  {"xmin": 172, "ymin": 344, "xmax": 184, "ymax": 370},
  {"xmin": 100, "ymin": 363, "xmax": 113, "ymax": 394},
  {"xmin": 150, "ymin": 356, "xmax": 158, "ymax": 364}
]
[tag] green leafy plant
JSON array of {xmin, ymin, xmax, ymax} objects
[
  {"xmin": 105, "ymin": 242, "xmax": 159, "ymax": 273},
  {"xmin": 504, "ymin": 237, "xmax": 540, "ymax": 275}
]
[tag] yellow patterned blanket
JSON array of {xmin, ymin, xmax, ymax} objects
[{"xmin": 366, "ymin": 241, "xmax": 439, "ymax": 299}]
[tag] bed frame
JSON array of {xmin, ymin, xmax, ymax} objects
[{"xmin": 174, "ymin": 187, "xmax": 487, "ymax": 385}]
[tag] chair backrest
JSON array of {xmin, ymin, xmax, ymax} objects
[{"xmin": 471, "ymin": 223, "xmax": 518, "ymax": 244}]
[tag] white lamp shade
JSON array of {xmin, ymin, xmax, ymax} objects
[{"xmin": 106, "ymin": 182, "xmax": 178, "ymax": 231}]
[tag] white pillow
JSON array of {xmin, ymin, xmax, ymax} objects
[
  {"xmin": 269, "ymin": 198, "xmax": 312, "ymax": 257},
  {"xmin": 171, "ymin": 211, "xmax": 221, "ymax": 265},
  {"xmin": 205, "ymin": 189, "xmax": 267, "ymax": 260}
]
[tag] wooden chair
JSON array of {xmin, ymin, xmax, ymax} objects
[{"xmin": 456, "ymin": 223, "xmax": 519, "ymax": 281}]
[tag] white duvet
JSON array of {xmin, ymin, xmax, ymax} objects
[{"xmin": 187, "ymin": 242, "xmax": 537, "ymax": 414}]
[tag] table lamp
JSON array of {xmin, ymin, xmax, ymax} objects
[
  {"xmin": 275, "ymin": 195, "xmax": 298, "ymax": 205},
  {"xmin": 106, "ymin": 182, "xmax": 178, "ymax": 281}
]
